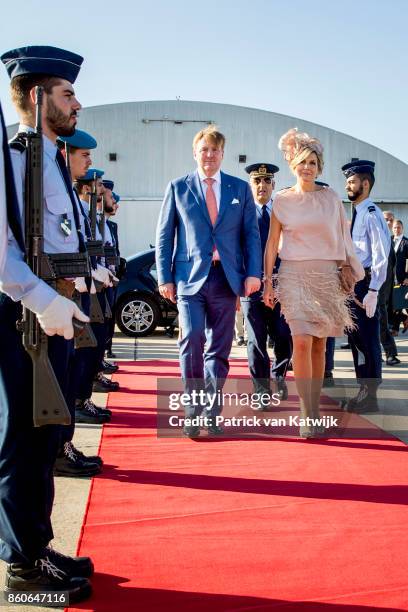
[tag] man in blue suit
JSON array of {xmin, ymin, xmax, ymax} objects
[
  {"xmin": 241, "ymin": 163, "xmax": 292, "ymax": 404},
  {"xmin": 156, "ymin": 126, "xmax": 262, "ymax": 436}
]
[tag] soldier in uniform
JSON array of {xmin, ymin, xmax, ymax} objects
[
  {"xmin": 105, "ymin": 190, "xmax": 121, "ymax": 358},
  {"xmin": 241, "ymin": 163, "xmax": 292, "ymax": 402},
  {"xmin": 53, "ymin": 131, "xmax": 112, "ymax": 477},
  {"xmin": 0, "ymin": 46, "xmax": 93, "ymax": 600},
  {"xmin": 342, "ymin": 160, "xmax": 390, "ymax": 413},
  {"xmin": 75, "ymin": 170, "xmax": 120, "ymax": 393}
]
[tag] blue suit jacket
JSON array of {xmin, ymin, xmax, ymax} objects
[{"xmin": 156, "ymin": 170, "xmax": 262, "ymax": 296}]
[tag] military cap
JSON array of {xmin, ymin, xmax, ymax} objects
[
  {"xmin": 1, "ymin": 45, "xmax": 83, "ymax": 83},
  {"xmin": 58, "ymin": 129, "xmax": 97, "ymax": 150},
  {"xmin": 77, "ymin": 168, "xmax": 104, "ymax": 181},
  {"xmin": 341, "ymin": 160, "xmax": 375, "ymax": 178},
  {"xmin": 112, "ymin": 192, "xmax": 120, "ymax": 203},
  {"xmin": 102, "ymin": 179, "xmax": 114, "ymax": 191},
  {"xmin": 245, "ymin": 163, "xmax": 279, "ymax": 178}
]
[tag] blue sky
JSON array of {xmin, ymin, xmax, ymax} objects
[{"xmin": 1, "ymin": 0, "xmax": 407, "ymax": 162}]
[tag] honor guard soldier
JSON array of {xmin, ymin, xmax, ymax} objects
[
  {"xmin": 55, "ymin": 130, "xmax": 111, "ymax": 477},
  {"xmin": 105, "ymin": 191, "xmax": 121, "ymax": 358},
  {"xmin": 75, "ymin": 169, "xmax": 120, "ymax": 394},
  {"xmin": 0, "ymin": 46, "xmax": 93, "ymax": 602},
  {"xmin": 342, "ymin": 160, "xmax": 390, "ymax": 413},
  {"xmin": 242, "ymin": 163, "xmax": 292, "ymax": 402}
]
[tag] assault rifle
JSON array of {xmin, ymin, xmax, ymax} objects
[{"xmin": 22, "ymin": 87, "xmax": 70, "ymax": 426}]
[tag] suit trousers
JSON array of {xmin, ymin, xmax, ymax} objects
[
  {"xmin": 0, "ymin": 294, "xmax": 72, "ymax": 563},
  {"xmin": 177, "ymin": 264, "xmax": 236, "ymax": 417},
  {"xmin": 347, "ymin": 278, "xmax": 382, "ymax": 389},
  {"xmin": 241, "ymin": 298, "xmax": 292, "ymax": 391},
  {"xmin": 378, "ymin": 276, "xmax": 398, "ymax": 358}
]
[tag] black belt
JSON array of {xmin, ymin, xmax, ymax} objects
[{"xmin": 212, "ymin": 259, "xmax": 221, "ymax": 266}]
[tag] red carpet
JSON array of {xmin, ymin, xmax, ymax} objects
[{"xmin": 68, "ymin": 360, "xmax": 408, "ymax": 611}]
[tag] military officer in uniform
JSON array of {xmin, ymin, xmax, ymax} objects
[
  {"xmin": 342, "ymin": 160, "xmax": 390, "ymax": 413},
  {"xmin": 0, "ymin": 45, "xmax": 93, "ymax": 601},
  {"xmin": 241, "ymin": 163, "xmax": 292, "ymax": 402}
]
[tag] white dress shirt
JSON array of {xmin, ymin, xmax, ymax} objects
[
  {"xmin": 394, "ymin": 235, "xmax": 403, "ymax": 253},
  {"xmin": 10, "ymin": 124, "xmax": 79, "ymax": 254}
]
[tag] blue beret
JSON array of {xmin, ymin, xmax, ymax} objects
[
  {"xmin": 342, "ymin": 159, "xmax": 375, "ymax": 178},
  {"xmin": 102, "ymin": 179, "xmax": 114, "ymax": 191},
  {"xmin": 77, "ymin": 168, "xmax": 104, "ymax": 181},
  {"xmin": 112, "ymin": 192, "xmax": 120, "ymax": 203},
  {"xmin": 245, "ymin": 163, "xmax": 279, "ymax": 177},
  {"xmin": 1, "ymin": 45, "xmax": 83, "ymax": 83},
  {"xmin": 58, "ymin": 129, "xmax": 97, "ymax": 150}
]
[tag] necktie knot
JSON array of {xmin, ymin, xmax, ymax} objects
[{"xmin": 204, "ymin": 177, "xmax": 215, "ymax": 187}]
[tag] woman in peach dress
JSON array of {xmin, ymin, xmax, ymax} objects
[{"xmin": 263, "ymin": 129, "xmax": 364, "ymax": 438}]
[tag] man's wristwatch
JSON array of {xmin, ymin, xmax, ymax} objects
[{"xmin": 368, "ymin": 288, "xmax": 378, "ymax": 292}]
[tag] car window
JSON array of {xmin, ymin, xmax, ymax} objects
[{"xmin": 149, "ymin": 262, "xmax": 157, "ymax": 281}]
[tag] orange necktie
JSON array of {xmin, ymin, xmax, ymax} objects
[{"xmin": 204, "ymin": 178, "xmax": 219, "ymax": 260}]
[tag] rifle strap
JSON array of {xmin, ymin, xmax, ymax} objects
[{"xmin": 5, "ymin": 131, "xmax": 26, "ymax": 253}]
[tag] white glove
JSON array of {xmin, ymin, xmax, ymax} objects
[
  {"xmin": 362, "ymin": 290, "xmax": 378, "ymax": 318},
  {"xmin": 92, "ymin": 264, "xmax": 111, "ymax": 287},
  {"xmin": 90, "ymin": 279, "xmax": 97, "ymax": 294},
  {"xmin": 74, "ymin": 276, "xmax": 88, "ymax": 293},
  {"xmin": 37, "ymin": 295, "xmax": 90, "ymax": 340}
]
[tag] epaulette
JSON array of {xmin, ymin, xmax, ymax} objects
[
  {"xmin": 8, "ymin": 132, "xmax": 27, "ymax": 153},
  {"xmin": 367, "ymin": 205, "xmax": 376, "ymax": 213}
]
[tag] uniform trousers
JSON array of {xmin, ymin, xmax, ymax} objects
[
  {"xmin": 241, "ymin": 297, "xmax": 292, "ymax": 392},
  {"xmin": 106, "ymin": 287, "xmax": 117, "ymax": 352},
  {"xmin": 0, "ymin": 294, "xmax": 72, "ymax": 563},
  {"xmin": 61, "ymin": 292, "xmax": 92, "ymax": 446},
  {"xmin": 347, "ymin": 278, "xmax": 382, "ymax": 390}
]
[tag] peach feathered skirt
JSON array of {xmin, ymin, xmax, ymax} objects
[{"xmin": 276, "ymin": 260, "xmax": 354, "ymax": 338}]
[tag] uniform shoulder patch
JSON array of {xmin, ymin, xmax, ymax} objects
[
  {"xmin": 8, "ymin": 133, "xmax": 27, "ymax": 153},
  {"xmin": 367, "ymin": 205, "xmax": 376, "ymax": 213}
]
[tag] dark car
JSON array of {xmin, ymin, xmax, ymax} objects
[{"xmin": 115, "ymin": 248, "xmax": 178, "ymax": 337}]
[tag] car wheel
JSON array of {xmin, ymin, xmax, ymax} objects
[{"xmin": 116, "ymin": 294, "xmax": 160, "ymax": 337}]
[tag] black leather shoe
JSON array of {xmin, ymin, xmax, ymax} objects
[
  {"xmin": 82, "ymin": 398, "xmax": 112, "ymax": 419},
  {"xmin": 102, "ymin": 360, "xmax": 119, "ymax": 374},
  {"xmin": 322, "ymin": 372, "xmax": 335, "ymax": 388},
  {"xmin": 54, "ymin": 446, "xmax": 101, "ymax": 478},
  {"xmin": 386, "ymin": 356, "xmax": 401, "ymax": 366},
  {"xmin": 44, "ymin": 547, "xmax": 94, "ymax": 578},
  {"xmin": 75, "ymin": 400, "xmax": 111, "ymax": 424},
  {"xmin": 5, "ymin": 558, "xmax": 92, "ymax": 603},
  {"xmin": 165, "ymin": 326, "xmax": 175, "ymax": 338},
  {"xmin": 206, "ymin": 421, "xmax": 224, "ymax": 435},
  {"xmin": 93, "ymin": 373, "xmax": 119, "ymax": 392},
  {"xmin": 340, "ymin": 342, "xmax": 350, "ymax": 350},
  {"xmin": 183, "ymin": 425, "xmax": 200, "ymax": 438},
  {"xmin": 275, "ymin": 376, "xmax": 288, "ymax": 400},
  {"xmin": 63, "ymin": 441, "xmax": 103, "ymax": 467},
  {"xmin": 344, "ymin": 385, "xmax": 379, "ymax": 414},
  {"xmin": 106, "ymin": 350, "xmax": 116, "ymax": 359},
  {"xmin": 251, "ymin": 387, "xmax": 273, "ymax": 411}
]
